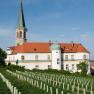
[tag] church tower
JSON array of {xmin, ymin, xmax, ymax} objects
[{"xmin": 16, "ymin": 0, "xmax": 27, "ymax": 46}]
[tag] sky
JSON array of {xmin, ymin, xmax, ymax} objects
[{"xmin": 0, "ymin": 0, "xmax": 94, "ymax": 59}]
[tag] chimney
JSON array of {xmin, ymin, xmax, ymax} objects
[
  {"xmin": 49, "ymin": 40, "xmax": 52, "ymax": 46},
  {"xmin": 71, "ymin": 41, "xmax": 74, "ymax": 47}
]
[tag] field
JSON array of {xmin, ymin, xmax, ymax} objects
[{"xmin": 0, "ymin": 66, "xmax": 94, "ymax": 94}]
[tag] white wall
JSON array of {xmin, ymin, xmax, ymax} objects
[
  {"xmin": 62, "ymin": 52, "xmax": 90, "ymax": 72},
  {"xmin": 6, "ymin": 55, "xmax": 16, "ymax": 61},
  {"xmin": 19, "ymin": 62, "xmax": 51, "ymax": 70},
  {"xmin": 63, "ymin": 61, "xmax": 81, "ymax": 72},
  {"xmin": 16, "ymin": 53, "xmax": 51, "ymax": 61},
  {"xmin": 6, "ymin": 53, "xmax": 51, "ymax": 61},
  {"xmin": 5, "ymin": 51, "xmax": 90, "ymax": 72},
  {"xmin": 6, "ymin": 52, "xmax": 89, "ymax": 62},
  {"xmin": 51, "ymin": 50, "xmax": 61, "ymax": 70},
  {"xmin": 62, "ymin": 52, "xmax": 89, "ymax": 60}
]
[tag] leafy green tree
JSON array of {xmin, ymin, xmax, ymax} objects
[
  {"xmin": 0, "ymin": 48, "xmax": 7, "ymax": 66},
  {"xmin": 77, "ymin": 61, "xmax": 88, "ymax": 74}
]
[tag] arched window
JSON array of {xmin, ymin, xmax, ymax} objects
[
  {"xmin": 21, "ymin": 55, "xmax": 25, "ymax": 60},
  {"xmin": 20, "ymin": 31, "xmax": 22, "ymax": 38},
  {"xmin": 35, "ymin": 55, "xmax": 38, "ymax": 60}
]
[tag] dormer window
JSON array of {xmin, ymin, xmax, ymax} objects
[{"xmin": 34, "ymin": 48, "xmax": 37, "ymax": 51}]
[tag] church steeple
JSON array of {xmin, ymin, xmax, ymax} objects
[
  {"xmin": 17, "ymin": 0, "xmax": 26, "ymax": 28},
  {"xmin": 16, "ymin": 0, "xmax": 27, "ymax": 46}
]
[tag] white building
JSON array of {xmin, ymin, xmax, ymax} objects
[
  {"xmin": 6, "ymin": 42, "xmax": 90, "ymax": 72},
  {"xmin": 5, "ymin": 0, "xmax": 90, "ymax": 73}
]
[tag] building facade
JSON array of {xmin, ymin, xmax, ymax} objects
[
  {"xmin": 5, "ymin": 0, "xmax": 90, "ymax": 73},
  {"xmin": 6, "ymin": 42, "xmax": 90, "ymax": 72}
]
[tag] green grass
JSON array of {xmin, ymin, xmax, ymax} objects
[
  {"xmin": 1, "ymin": 70, "xmax": 49, "ymax": 94},
  {"xmin": 0, "ymin": 65, "xmax": 94, "ymax": 94},
  {"xmin": 0, "ymin": 77, "xmax": 11, "ymax": 94}
]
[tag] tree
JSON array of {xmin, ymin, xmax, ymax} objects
[
  {"xmin": 77, "ymin": 61, "xmax": 88, "ymax": 74},
  {"xmin": 0, "ymin": 48, "xmax": 7, "ymax": 66}
]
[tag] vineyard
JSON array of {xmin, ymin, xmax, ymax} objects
[{"xmin": 0, "ymin": 66, "xmax": 94, "ymax": 94}]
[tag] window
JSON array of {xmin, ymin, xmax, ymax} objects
[
  {"xmin": 83, "ymin": 55, "xmax": 87, "ymax": 60},
  {"xmin": 48, "ymin": 55, "xmax": 50, "ymax": 60},
  {"xmin": 35, "ymin": 55, "xmax": 38, "ymax": 60},
  {"xmin": 71, "ymin": 55, "xmax": 74, "ymax": 60},
  {"xmin": 21, "ymin": 55, "xmax": 25, "ymax": 60},
  {"xmin": 57, "ymin": 58, "xmax": 60, "ymax": 64},
  {"xmin": 20, "ymin": 31, "xmax": 22, "ymax": 38},
  {"xmin": 72, "ymin": 64, "xmax": 75, "ymax": 70},
  {"xmin": 66, "ymin": 64, "xmax": 69, "ymax": 71},
  {"xmin": 65, "ymin": 55, "xmax": 68, "ymax": 60},
  {"xmin": 35, "ymin": 65, "xmax": 39, "ymax": 69}
]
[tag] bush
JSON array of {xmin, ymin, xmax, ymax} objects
[
  {"xmin": 31, "ymin": 69, "xmax": 71, "ymax": 75},
  {"xmin": 6, "ymin": 65, "xmax": 25, "ymax": 72}
]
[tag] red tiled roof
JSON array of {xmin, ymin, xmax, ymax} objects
[
  {"xmin": 9, "ymin": 42, "xmax": 89, "ymax": 54},
  {"xmin": 60, "ymin": 43, "xmax": 88, "ymax": 53},
  {"xmin": 11, "ymin": 42, "xmax": 51, "ymax": 54}
]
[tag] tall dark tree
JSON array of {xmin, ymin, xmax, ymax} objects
[{"xmin": 0, "ymin": 48, "xmax": 7, "ymax": 66}]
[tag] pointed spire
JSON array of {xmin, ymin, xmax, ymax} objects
[{"xmin": 17, "ymin": 0, "xmax": 26, "ymax": 28}]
